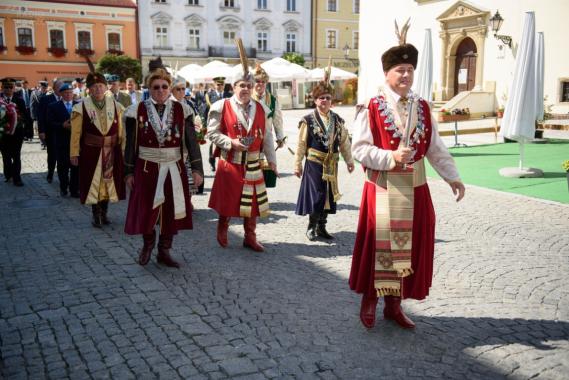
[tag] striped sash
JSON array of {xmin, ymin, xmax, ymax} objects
[
  {"xmin": 306, "ymin": 147, "xmax": 341, "ymax": 209},
  {"xmin": 367, "ymin": 159, "xmax": 426, "ymax": 297}
]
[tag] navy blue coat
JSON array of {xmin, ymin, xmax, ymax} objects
[
  {"xmin": 47, "ymin": 100, "xmax": 77, "ymax": 153},
  {"xmin": 38, "ymin": 93, "xmax": 58, "ymax": 134}
]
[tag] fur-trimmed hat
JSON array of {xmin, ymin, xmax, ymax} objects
[
  {"xmin": 233, "ymin": 38, "xmax": 253, "ymax": 84},
  {"xmin": 86, "ymin": 72, "xmax": 107, "ymax": 88},
  {"xmin": 311, "ymin": 58, "xmax": 334, "ymax": 99},
  {"xmin": 381, "ymin": 18, "xmax": 418, "ymax": 72},
  {"xmin": 148, "ymin": 56, "xmax": 165, "ymax": 72},
  {"xmin": 253, "ymin": 63, "xmax": 269, "ymax": 82}
]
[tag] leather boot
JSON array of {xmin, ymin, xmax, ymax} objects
[
  {"xmin": 138, "ymin": 232, "xmax": 156, "ymax": 266},
  {"xmin": 100, "ymin": 201, "xmax": 110, "ymax": 225},
  {"xmin": 360, "ymin": 292, "xmax": 379, "ymax": 329},
  {"xmin": 157, "ymin": 235, "xmax": 180, "ymax": 268},
  {"xmin": 91, "ymin": 204, "xmax": 102, "ymax": 228},
  {"xmin": 306, "ymin": 214, "xmax": 318, "ymax": 241},
  {"xmin": 217, "ymin": 216, "xmax": 230, "ymax": 248},
  {"xmin": 243, "ymin": 217, "xmax": 264, "ymax": 252},
  {"xmin": 383, "ymin": 295, "xmax": 415, "ymax": 329},
  {"xmin": 316, "ymin": 213, "xmax": 333, "ymax": 239}
]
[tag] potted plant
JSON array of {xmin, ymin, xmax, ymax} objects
[
  {"xmin": 15, "ymin": 45, "xmax": 36, "ymax": 55},
  {"xmin": 438, "ymin": 108, "xmax": 452, "ymax": 122},
  {"xmin": 47, "ymin": 47, "xmax": 67, "ymax": 57},
  {"xmin": 497, "ymin": 106, "xmax": 505, "ymax": 118},
  {"xmin": 563, "ymin": 160, "xmax": 569, "ymax": 192}
]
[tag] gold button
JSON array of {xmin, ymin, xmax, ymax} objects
[{"xmin": 390, "ymin": 140, "xmax": 394, "ymax": 144}]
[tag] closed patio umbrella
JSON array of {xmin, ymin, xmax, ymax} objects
[{"xmin": 413, "ymin": 28, "xmax": 433, "ymax": 102}]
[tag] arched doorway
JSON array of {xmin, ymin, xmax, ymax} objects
[{"xmin": 454, "ymin": 37, "xmax": 477, "ymax": 96}]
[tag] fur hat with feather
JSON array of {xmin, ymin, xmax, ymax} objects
[{"xmin": 381, "ymin": 18, "xmax": 418, "ymax": 72}]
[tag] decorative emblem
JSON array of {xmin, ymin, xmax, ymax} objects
[
  {"xmin": 392, "ymin": 232, "xmax": 410, "ymax": 248},
  {"xmin": 378, "ymin": 253, "xmax": 393, "ymax": 268},
  {"xmin": 403, "ymin": 54, "xmax": 408, "ymax": 59}
]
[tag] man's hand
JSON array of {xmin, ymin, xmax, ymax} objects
[
  {"xmin": 230, "ymin": 138, "xmax": 247, "ymax": 152},
  {"xmin": 294, "ymin": 167, "xmax": 303, "ymax": 178},
  {"xmin": 392, "ymin": 146, "xmax": 414, "ymax": 164},
  {"xmin": 276, "ymin": 139, "xmax": 284, "ymax": 149},
  {"xmin": 192, "ymin": 172, "xmax": 204, "ymax": 187},
  {"xmin": 347, "ymin": 162, "xmax": 355, "ymax": 173},
  {"xmin": 268, "ymin": 162, "xmax": 279, "ymax": 178},
  {"xmin": 125, "ymin": 175, "xmax": 134, "ymax": 190},
  {"xmin": 39, "ymin": 132, "xmax": 46, "ymax": 140},
  {"xmin": 70, "ymin": 156, "xmax": 79, "ymax": 166},
  {"xmin": 449, "ymin": 181, "xmax": 465, "ymax": 202},
  {"xmin": 63, "ymin": 120, "xmax": 71, "ymax": 129}
]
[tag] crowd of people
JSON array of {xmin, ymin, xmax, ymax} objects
[{"xmin": 1, "ymin": 32, "xmax": 465, "ymax": 330}]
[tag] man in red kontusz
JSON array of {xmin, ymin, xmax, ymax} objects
[{"xmin": 349, "ymin": 20, "xmax": 465, "ymax": 329}]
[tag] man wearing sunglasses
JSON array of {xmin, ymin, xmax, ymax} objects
[
  {"xmin": 350, "ymin": 21, "xmax": 465, "ymax": 330},
  {"xmin": 207, "ymin": 39, "xmax": 277, "ymax": 253},
  {"xmin": 294, "ymin": 67, "xmax": 355, "ymax": 241},
  {"xmin": 70, "ymin": 72, "xmax": 126, "ymax": 228},
  {"xmin": 123, "ymin": 67, "xmax": 203, "ymax": 269}
]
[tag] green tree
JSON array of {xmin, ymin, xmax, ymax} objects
[
  {"xmin": 282, "ymin": 52, "xmax": 305, "ymax": 66},
  {"xmin": 96, "ymin": 54, "xmax": 142, "ymax": 83}
]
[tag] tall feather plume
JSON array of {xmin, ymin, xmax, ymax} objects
[
  {"xmin": 395, "ymin": 18, "xmax": 411, "ymax": 45},
  {"xmin": 324, "ymin": 56, "xmax": 332, "ymax": 86},
  {"xmin": 235, "ymin": 38, "xmax": 249, "ymax": 76}
]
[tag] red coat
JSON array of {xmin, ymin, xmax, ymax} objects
[
  {"xmin": 208, "ymin": 100, "xmax": 266, "ymax": 217},
  {"xmin": 124, "ymin": 101, "xmax": 192, "ymax": 235},
  {"xmin": 349, "ymin": 96, "xmax": 436, "ymax": 300}
]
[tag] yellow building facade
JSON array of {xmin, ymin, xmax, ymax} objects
[
  {"xmin": 311, "ymin": 0, "xmax": 360, "ymax": 72},
  {"xmin": 0, "ymin": 0, "xmax": 137, "ymax": 85}
]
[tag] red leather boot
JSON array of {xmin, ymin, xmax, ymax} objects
[
  {"xmin": 138, "ymin": 231, "xmax": 156, "ymax": 266},
  {"xmin": 157, "ymin": 235, "xmax": 180, "ymax": 268},
  {"xmin": 217, "ymin": 216, "xmax": 230, "ymax": 248},
  {"xmin": 383, "ymin": 295, "xmax": 415, "ymax": 329},
  {"xmin": 360, "ymin": 292, "xmax": 379, "ymax": 329},
  {"xmin": 243, "ymin": 217, "xmax": 264, "ymax": 252}
]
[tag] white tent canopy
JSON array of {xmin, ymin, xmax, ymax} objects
[
  {"xmin": 307, "ymin": 66, "xmax": 357, "ymax": 81},
  {"xmin": 177, "ymin": 63, "xmax": 206, "ymax": 84},
  {"xmin": 260, "ymin": 57, "xmax": 310, "ymax": 81},
  {"xmin": 199, "ymin": 60, "xmax": 235, "ymax": 83}
]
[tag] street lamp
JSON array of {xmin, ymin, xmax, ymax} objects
[
  {"xmin": 343, "ymin": 43, "xmax": 358, "ymax": 66},
  {"xmin": 489, "ymin": 10, "xmax": 512, "ymax": 49}
]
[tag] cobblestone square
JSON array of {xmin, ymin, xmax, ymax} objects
[{"xmin": 1, "ymin": 107, "xmax": 568, "ymax": 379}]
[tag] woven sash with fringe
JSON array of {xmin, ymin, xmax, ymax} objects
[
  {"xmin": 367, "ymin": 159, "xmax": 426, "ymax": 297},
  {"xmin": 222, "ymin": 150, "xmax": 270, "ymax": 218},
  {"xmin": 306, "ymin": 147, "xmax": 341, "ymax": 209}
]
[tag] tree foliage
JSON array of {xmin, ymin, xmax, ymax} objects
[
  {"xmin": 96, "ymin": 54, "xmax": 142, "ymax": 83},
  {"xmin": 282, "ymin": 52, "xmax": 305, "ymax": 66}
]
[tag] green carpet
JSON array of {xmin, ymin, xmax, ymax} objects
[{"xmin": 426, "ymin": 139, "xmax": 569, "ymax": 204}]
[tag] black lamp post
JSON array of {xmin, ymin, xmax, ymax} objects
[
  {"xmin": 343, "ymin": 43, "xmax": 358, "ymax": 66},
  {"xmin": 489, "ymin": 10, "xmax": 512, "ymax": 48}
]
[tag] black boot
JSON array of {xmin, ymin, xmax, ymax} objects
[
  {"xmin": 100, "ymin": 201, "xmax": 110, "ymax": 225},
  {"xmin": 306, "ymin": 214, "xmax": 318, "ymax": 241},
  {"xmin": 316, "ymin": 213, "xmax": 333, "ymax": 239},
  {"xmin": 91, "ymin": 204, "xmax": 102, "ymax": 228}
]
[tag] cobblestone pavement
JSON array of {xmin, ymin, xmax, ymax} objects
[{"xmin": 1, "ymin": 107, "xmax": 568, "ymax": 379}]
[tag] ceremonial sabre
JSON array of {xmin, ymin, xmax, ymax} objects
[{"xmin": 402, "ymin": 98, "xmax": 415, "ymax": 169}]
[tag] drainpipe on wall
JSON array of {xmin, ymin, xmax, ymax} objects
[{"xmin": 135, "ymin": 4, "xmax": 141, "ymax": 61}]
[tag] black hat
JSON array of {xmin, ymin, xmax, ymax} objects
[
  {"xmin": 39, "ymin": 81, "xmax": 48, "ymax": 87},
  {"xmin": 86, "ymin": 72, "xmax": 107, "ymax": 88},
  {"xmin": 381, "ymin": 19, "xmax": 418, "ymax": 72},
  {"xmin": 148, "ymin": 56, "xmax": 165, "ymax": 72}
]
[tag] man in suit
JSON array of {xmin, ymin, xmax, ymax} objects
[
  {"xmin": 30, "ymin": 81, "xmax": 49, "ymax": 149},
  {"xmin": 47, "ymin": 83, "xmax": 79, "ymax": 197},
  {"xmin": 205, "ymin": 77, "xmax": 231, "ymax": 171},
  {"xmin": 123, "ymin": 77, "xmax": 142, "ymax": 106},
  {"xmin": 105, "ymin": 74, "xmax": 132, "ymax": 109},
  {"xmin": 38, "ymin": 79, "xmax": 63, "ymax": 183},
  {"xmin": 72, "ymin": 78, "xmax": 86, "ymax": 101},
  {"xmin": 16, "ymin": 80, "xmax": 34, "ymax": 141},
  {"xmin": 0, "ymin": 78, "xmax": 28, "ymax": 186}
]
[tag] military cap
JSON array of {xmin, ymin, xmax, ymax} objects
[{"xmin": 59, "ymin": 83, "xmax": 73, "ymax": 92}]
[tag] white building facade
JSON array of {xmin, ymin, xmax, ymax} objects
[
  {"xmin": 139, "ymin": 0, "xmax": 312, "ymax": 73},
  {"xmin": 358, "ymin": 0, "xmax": 569, "ymax": 116}
]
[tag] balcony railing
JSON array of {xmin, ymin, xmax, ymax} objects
[
  {"xmin": 15, "ymin": 45, "xmax": 36, "ymax": 54},
  {"xmin": 47, "ymin": 47, "xmax": 67, "ymax": 57},
  {"xmin": 208, "ymin": 46, "xmax": 256, "ymax": 58}
]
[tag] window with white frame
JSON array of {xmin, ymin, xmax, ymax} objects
[
  {"xmin": 50, "ymin": 30, "xmax": 65, "ymax": 48},
  {"xmin": 223, "ymin": 30, "xmax": 236, "ymax": 46},
  {"xmin": 224, "ymin": 0, "xmax": 235, "ymax": 7},
  {"xmin": 257, "ymin": 31, "xmax": 268, "ymax": 52},
  {"xmin": 155, "ymin": 26, "xmax": 168, "ymax": 48},
  {"xmin": 353, "ymin": 0, "xmax": 359, "ymax": 13},
  {"xmin": 326, "ymin": 29, "xmax": 337, "ymax": 49},
  {"xmin": 18, "ymin": 28, "xmax": 33, "ymax": 47},
  {"xmin": 353, "ymin": 30, "xmax": 359, "ymax": 50},
  {"xmin": 154, "ymin": 0, "xmax": 167, "ymax": 3},
  {"xmin": 107, "ymin": 33, "xmax": 121, "ymax": 50},
  {"xmin": 286, "ymin": 33, "xmax": 296, "ymax": 52},
  {"xmin": 188, "ymin": 28, "xmax": 200, "ymax": 49},
  {"xmin": 286, "ymin": 0, "xmax": 296, "ymax": 12},
  {"xmin": 327, "ymin": 0, "xmax": 337, "ymax": 12},
  {"xmin": 257, "ymin": 0, "xmax": 267, "ymax": 9},
  {"xmin": 188, "ymin": 0, "xmax": 199, "ymax": 4},
  {"xmin": 78, "ymin": 31, "xmax": 91, "ymax": 49}
]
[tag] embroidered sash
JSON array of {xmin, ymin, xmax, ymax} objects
[
  {"xmin": 367, "ymin": 158, "xmax": 426, "ymax": 297},
  {"xmin": 306, "ymin": 148, "xmax": 341, "ymax": 208}
]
